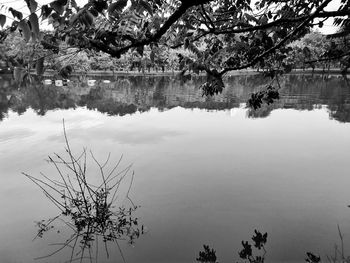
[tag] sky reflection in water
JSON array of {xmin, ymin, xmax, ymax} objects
[{"xmin": 0, "ymin": 74, "xmax": 350, "ymax": 263}]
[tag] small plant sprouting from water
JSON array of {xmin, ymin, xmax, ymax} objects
[
  {"xmin": 237, "ymin": 230, "xmax": 267, "ymax": 263},
  {"xmin": 196, "ymin": 245, "xmax": 217, "ymax": 263},
  {"xmin": 306, "ymin": 224, "xmax": 350, "ymax": 263},
  {"xmin": 22, "ymin": 121, "xmax": 144, "ymax": 263},
  {"xmin": 305, "ymin": 252, "xmax": 321, "ymax": 263},
  {"xmin": 196, "ymin": 230, "xmax": 267, "ymax": 263}
]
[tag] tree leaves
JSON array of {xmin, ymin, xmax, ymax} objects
[
  {"xmin": 108, "ymin": 0, "xmax": 127, "ymax": 17},
  {"xmin": 245, "ymin": 13, "xmax": 258, "ymax": 23},
  {"xmin": 137, "ymin": 0, "xmax": 153, "ymax": 15},
  {"xmin": 9, "ymin": 8, "xmax": 23, "ymax": 20},
  {"xmin": 36, "ymin": 57, "xmax": 45, "ymax": 76},
  {"xmin": 0, "ymin": 14, "xmax": 6, "ymax": 28},
  {"xmin": 75, "ymin": 10, "xmax": 94, "ymax": 28},
  {"xmin": 25, "ymin": 0, "xmax": 38, "ymax": 13},
  {"xmin": 18, "ymin": 19, "xmax": 31, "ymax": 41},
  {"xmin": 3, "ymin": 0, "xmax": 347, "ymax": 85},
  {"xmin": 201, "ymin": 73, "xmax": 224, "ymax": 96},
  {"xmin": 70, "ymin": 0, "xmax": 78, "ymax": 10},
  {"xmin": 50, "ymin": 0, "xmax": 66, "ymax": 15},
  {"xmin": 150, "ymin": 50, "xmax": 155, "ymax": 63},
  {"xmin": 16, "ymin": 14, "xmax": 40, "ymax": 42},
  {"xmin": 41, "ymin": 5, "xmax": 53, "ymax": 20},
  {"xmin": 59, "ymin": 65, "xmax": 73, "ymax": 78},
  {"xmin": 29, "ymin": 13, "xmax": 39, "ymax": 38},
  {"xmin": 13, "ymin": 67, "xmax": 28, "ymax": 84},
  {"xmin": 136, "ymin": 45, "xmax": 144, "ymax": 56},
  {"xmin": 82, "ymin": 10, "xmax": 94, "ymax": 27},
  {"xmin": 247, "ymin": 85, "xmax": 280, "ymax": 110}
]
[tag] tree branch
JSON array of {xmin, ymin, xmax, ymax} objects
[
  {"xmin": 219, "ymin": 0, "xmax": 334, "ymax": 75},
  {"xmin": 89, "ymin": 1, "xmax": 198, "ymax": 57},
  {"xmin": 201, "ymin": 4, "xmax": 215, "ymax": 30},
  {"xmin": 305, "ymin": 51, "xmax": 350, "ymax": 64},
  {"xmin": 168, "ymin": 9, "xmax": 350, "ymax": 50}
]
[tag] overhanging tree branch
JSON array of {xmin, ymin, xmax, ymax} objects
[
  {"xmin": 305, "ymin": 51, "xmax": 350, "ymax": 64},
  {"xmin": 89, "ymin": 0, "xmax": 212, "ymax": 57},
  {"xmin": 167, "ymin": 9, "xmax": 350, "ymax": 51},
  {"xmin": 213, "ymin": 10, "xmax": 350, "ymax": 35},
  {"xmin": 219, "ymin": 0, "xmax": 334, "ymax": 75}
]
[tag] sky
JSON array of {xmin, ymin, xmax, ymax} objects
[
  {"xmin": 317, "ymin": 0, "xmax": 342, "ymax": 34},
  {"xmin": 0, "ymin": 0, "xmax": 343, "ymax": 34}
]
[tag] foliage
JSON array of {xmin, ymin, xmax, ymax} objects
[
  {"xmin": 1, "ymin": 0, "xmax": 350, "ymax": 107},
  {"xmin": 287, "ymin": 31, "xmax": 343, "ymax": 71},
  {"xmin": 306, "ymin": 224, "xmax": 350, "ymax": 263},
  {"xmin": 247, "ymin": 85, "xmax": 280, "ymax": 110},
  {"xmin": 238, "ymin": 230, "xmax": 268, "ymax": 263},
  {"xmin": 89, "ymin": 50, "xmax": 115, "ymax": 70},
  {"xmin": 22, "ymin": 122, "xmax": 143, "ymax": 262},
  {"xmin": 196, "ymin": 245, "xmax": 217, "ymax": 263},
  {"xmin": 1, "ymin": 74, "xmax": 350, "ymax": 123},
  {"xmin": 196, "ymin": 230, "xmax": 268, "ymax": 263},
  {"xmin": 306, "ymin": 252, "xmax": 321, "ymax": 263}
]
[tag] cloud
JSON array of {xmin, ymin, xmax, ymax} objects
[
  {"xmin": 0, "ymin": 128, "xmax": 35, "ymax": 142},
  {"xmin": 47, "ymin": 124, "xmax": 184, "ymax": 145}
]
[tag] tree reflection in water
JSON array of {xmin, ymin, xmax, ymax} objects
[
  {"xmin": 22, "ymin": 122, "xmax": 143, "ymax": 263},
  {"xmin": 0, "ymin": 74, "xmax": 350, "ymax": 122}
]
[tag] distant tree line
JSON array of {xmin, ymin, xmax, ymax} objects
[
  {"xmin": 0, "ymin": 30, "xmax": 182, "ymax": 73},
  {"xmin": 1, "ymin": 0, "xmax": 350, "ymax": 107}
]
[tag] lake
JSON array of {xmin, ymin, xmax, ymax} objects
[{"xmin": 0, "ymin": 73, "xmax": 350, "ymax": 263}]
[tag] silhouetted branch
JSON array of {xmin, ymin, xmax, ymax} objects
[{"xmin": 23, "ymin": 120, "xmax": 143, "ymax": 262}]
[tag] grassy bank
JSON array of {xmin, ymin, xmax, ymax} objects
[
  {"xmin": 41, "ymin": 68, "xmax": 348, "ymax": 78},
  {"xmin": 41, "ymin": 68, "xmax": 260, "ymax": 77},
  {"xmin": 1, "ymin": 68, "xmax": 348, "ymax": 79}
]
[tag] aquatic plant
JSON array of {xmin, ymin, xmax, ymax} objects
[
  {"xmin": 306, "ymin": 252, "xmax": 321, "ymax": 263},
  {"xmin": 22, "ymin": 121, "xmax": 143, "ymax": 262},
  {"xmin": 238, "ymin": 230, "xmax": 268, "ymax": 263},
  {"xmin": 306, "ymin": 224, "xmax": 350, "ymax": 263},
  {"xmin": 196, "ymin": 230, "xmax": 267, "ymax": 263},
  {"xmin": 197, "ymin": 225, "xmax": 350, "ymax": 263},
  {"xmin": 196, "ymin": 245, "xmax": 217, "ymax": 263}
]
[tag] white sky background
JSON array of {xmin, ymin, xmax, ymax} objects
[
  {"xmin": 316, "ymin": 0, "xmax": 342, "ymax": 34},
  {"xmin": 0, "ymin": 0, "xmax": 343, "ymax": 34}
]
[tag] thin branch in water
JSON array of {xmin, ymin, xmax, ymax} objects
[
  {"xmin": 34, "ymin": 233, "xmax": 79, "ymax": 260},
  {"xmin": 101, "ymin": 154, "xmax": 124, "ymax": 187},
  {"xmin": 115, "ymin": 239, "xmax": 127, "ymax": 263},
  {"xmin": 126, "ymin": 172, "xmax": 136, "ymax": 209},
  {"xmin": 25, "ymin": 120, "xmax": 143, "ymax": 262},
  {"xmin": 337, "ymin": 224, "xmax": 344, "ymax": 260}
]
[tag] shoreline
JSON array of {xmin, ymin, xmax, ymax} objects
[
  {"xmin": 1, "ymin": 68, "xmax": 348, "ymax": 78},
  {"xmin": 42, "ymin": 68, "xmax": 350, "ymax": 77},
  {"xmin": 42, "ymin": 69, "xmax": 259, "ymax": 77}
]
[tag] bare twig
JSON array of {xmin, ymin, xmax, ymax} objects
[{"xmin": 25, "ymin": 120, "xmax": 143, "ymax": 263}]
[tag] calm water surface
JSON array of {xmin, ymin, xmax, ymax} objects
[{"xmin": 0, "ymin": 74, "xmax": 350, "ymax": 263}]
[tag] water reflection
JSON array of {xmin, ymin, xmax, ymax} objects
[
  {"xmin": 0, "ymin": 74, "xmax": 350, "ymax": 122},
  {"xmin": 22, "ymin": 126, "xmax": 143, "ymax": 262},
  {"xmin": 1, "ymin": 75, "xmax": 350, "ymax": 263}
]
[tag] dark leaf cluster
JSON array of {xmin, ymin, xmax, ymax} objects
[
  {"xmin": 196, "ymin": 245, "xmax": 217, "ymax": 263},
  {"xmin": 247, "ymin": 85, "xmax": 280, "ymax": 110},
  {"xmin": 59, "ymin": 65, "xmax": 73, "ymax": 78},
  {"xmin": 305, "ymin": 252, "xmax": 321, "ymax": 263},
  {"xmin": 201, "ymin": 74, "xmax": 224, "ymax": 97},
  {"xmin": 252, "ymin": 229, "xmax": 267, "ymax": 249},
  {"xmin": 239, "ymin": 241, "xmax": 252, "ymax": 259},
  {"xmin": 238, "ymin": 230, "xmax": 268, "ymax": 263}
]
